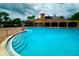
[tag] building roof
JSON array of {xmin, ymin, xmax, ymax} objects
[{"xmin": 33, "ymin": 19, "xmax": 79, "ymax": 23}]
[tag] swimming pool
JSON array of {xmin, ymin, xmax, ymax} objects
[{"xmin": 7, "ymin": 27, "xmax": 79, "ymax": 56}]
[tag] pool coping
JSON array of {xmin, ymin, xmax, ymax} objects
[{"xmin": 1, "ymin": 30, "xmax": 27, "ymax": 56}]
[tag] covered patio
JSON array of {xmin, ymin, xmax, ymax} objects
[{"xmin": 33, "ymin": 19, "xmax": 79, "ymax": 28}]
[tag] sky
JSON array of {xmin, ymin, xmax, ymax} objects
[{"xmin": 0, "ymin": 3, "xmax": 79, "ymax": 20}]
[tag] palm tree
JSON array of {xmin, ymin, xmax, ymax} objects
[
  {"xmin": 0, "ymin": 12, "xmax": 3, "ymax": 22},
  {"xmin": 27, "ymin": 15, "xmax": 35, "ymax": 20},
  {"xmin": 2, "ymin": 12, "xmax": 9, "ymax": 21},
  {"xmin": 0, "ymin": 12, "xmax": 10, "ymax": 27},
  {"xmin": 0, "ymin": 12, "xmax": 9, "ymax": 22},
  {"xmin": 31, "ymin": 15, "xmax": 35, "ymax": 20},
  {"xmin": 27, "ymin": 16, "xmax": 31, "ymax": 20}
]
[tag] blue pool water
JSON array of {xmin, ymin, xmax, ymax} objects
[{"xmin": 11, "ymin": 27, "xmax": 79, "ymax": 56}]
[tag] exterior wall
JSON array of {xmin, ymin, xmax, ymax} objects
[{"xmin": 40, "ymin": 13, "xmax": 45, "ymax": 20}]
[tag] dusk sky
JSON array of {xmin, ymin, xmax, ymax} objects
[{"xmin": 0, "ymin": 3, "xmax": 79, "ymax": 20}]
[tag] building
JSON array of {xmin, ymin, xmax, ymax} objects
[{"xmin": 27, "ymin": 13, "xmax": 79, "ymax": 28}]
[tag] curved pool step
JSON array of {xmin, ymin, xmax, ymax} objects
[
  {"xmin": 12, "ymin": 35, "xmax": 24, "ymax": 47},
  {"xmin": 13, "ymin": 36, "xmax": 25, "ymax": 49},
  {"xmin": 12, "ymin": 34, "xmax": 25, "ymax": 46},
  {"xmin": 14, "ymin": 37, "xmax": 28, "ymax": 53},
  {"xmin": 12, "ymin": 36, "xmax": 22, "ymax": 47},
  {"xmin": 13, "ymin": 33, "xmax": 24, "ymax": 43},
  {"xmin": 13, "ymin": 36, "xmax": 28, "ymax": 51},
  {"xmin": 12, "ymin": 32, "xmax": 28, "ymax": 53}
]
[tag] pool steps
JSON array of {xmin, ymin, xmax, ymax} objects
[
  {"xmin": 15, "ymin": 38, "xmax": 27, "ymax": 53},
  {"xmin": 13, "ymin": 33, "xmax": 24, "ymax": 43},
  {"xmin": 12, "ymin": 32, "xmax": 28, "ymax": 53},
  {"xmin": 12, "ymin": 34, "xmax": 24, "ymax": 46},
  {"xmin": 13, "ymin": 37, "xmax": 24, "ymax": 49},
  {"xmin": 13, "ymin": 34, "xmax": 26, "ymax": 49}
]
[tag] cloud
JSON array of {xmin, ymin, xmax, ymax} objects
[
  {"xmin": 0, "ymin": 3, "xmax": 79, "ymax": 20},
  {"xmin": 33, "ymin": 3, "xmax": 79, "ymax": 18}
]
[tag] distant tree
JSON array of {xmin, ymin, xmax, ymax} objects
[
  {"xmin": 0, "ymin": 12, "xmax": 10, "ymax": 27},
  {"xmin": 13, "ymin": 18, "xmax": 21, "ymax": 24},
  {"xmin": 45, "ymin": 16, "xmax": 52, "ymax": 19},
  {"xmin": 27, "ymin": 16, "xmax": 31, "ymax": 20},
  {"xmin": 31, "ymin": 15, "xmax": 35, "ymax": 20},
  {"xmin": 0, "ymin": 12, "xmax": 9, "ymax": 21},
  {"xmin": 68, "ymin": 12, "xmax": 79, "ymax": 20},
  {"xmin": 27, "ymin": 15, "xmax": 35, "ymax": 20},
  {"xmin": 59, "ymin": 16, "xmax": 65, "ymax": 19},
  {"xmin": 0, "ymin": 12, "xmax": 2, "ymax": 22},
  {"xmin": 8, "ymin": 19, "xmax": 13, "ymax": 24},
  {"xmin": 13, "ymin": 18, "xmax": 22, "ymax": 27}
]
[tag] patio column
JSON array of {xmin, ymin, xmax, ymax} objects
[
  {"xmin": 66, "ymin": 22, "xmax": 68, "ymax": 28},
  {"xmin": 77, "ymin": 22, "xmax": 79, "ymax": 28},
  {"xmin": 58, "ymin": 22, "xmax": 59, "ymax": 28},
  {"xmin": 50, "ymin": 22, "xmax": 51, "ymax": 27},
  {"xmin": 43, "ymin": 22, "xmax": 45, "ymax": 26},
  {"xmin": 38, "ymin": 23, "xmax": 39, "ymax": 27},
  {"xmin": 33, "ymin": 22, "xmax": 34, "ymax": 26}
]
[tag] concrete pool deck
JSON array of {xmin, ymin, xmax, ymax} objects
[{"xmin": 0, "ymin": 27, "xmax": 22, "ymax": 56}]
